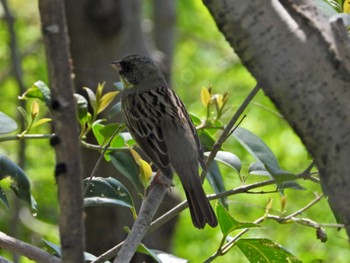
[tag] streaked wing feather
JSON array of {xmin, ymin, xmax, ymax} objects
[{"xmin": 123, "ymin": 91, "xmax": 170, "ymax": 170}]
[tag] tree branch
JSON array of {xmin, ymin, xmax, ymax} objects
[
  {"xmin": 113, "ymin": 184, "xmax": 167, "ymax": 263},
  {"xmin": 0, "ymin": 231, "xmax": 60, "ymax": 263}
]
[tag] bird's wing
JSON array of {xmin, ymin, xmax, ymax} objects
[
  {"xmin": 122, "ymin": 90, "xmax": 170, "ymax": 172},
  {"xmin": 175, "ymin": 96, "xmax": 207, "ymax": 170}
]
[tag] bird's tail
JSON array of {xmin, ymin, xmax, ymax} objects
[{"xmin": 182, "ymin": 173, "xmax": 218, "ymax": 229}]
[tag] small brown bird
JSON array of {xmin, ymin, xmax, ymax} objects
[{"xmin": 111, "ymin": 55, "xmax": 217, "ymax": 229}]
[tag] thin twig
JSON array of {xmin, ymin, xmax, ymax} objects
[
  {"xmin": 201, "ymin": 84, "xmax": 260, "ymax": 182},
  {"xmin": 82, "ymin": 126, "xmax": 122, "ymax": 197},
  {"xmin": 0, "ymin": 134, "xmax": 56, "ymax": 143}
]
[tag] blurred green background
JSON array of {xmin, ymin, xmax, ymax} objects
[{"xmin": 0, "ymin": 0, "xmax": 349, "ymax": 262}]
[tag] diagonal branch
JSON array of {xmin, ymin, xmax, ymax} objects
[{"xmin": 0, "ymin": 231, "xmax": 60, "ymax": 263}]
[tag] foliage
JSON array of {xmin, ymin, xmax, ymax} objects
[{"xmin": 0, "ymin": 0, "xmax": 349, "ymax": 262}]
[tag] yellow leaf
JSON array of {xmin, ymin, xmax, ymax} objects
[
  {"xmin": 200, "ymin": 87, "xmax": 211, "ymax": 107},
  {"xmin": 130, "ymin": 148, "xmax": 142, "ymax": 165},
  {"xmin": 97, "ymin": 91, "xmax": 119, "ymax": 114},
  {"xmin": 32, "ymin": 118, "xmax": 52, "ymax": 128},
  {"xmin": 214, "ymin": 94, "xmax": 224, "ymax": 109},
  {"xmin": 31, "ymin": 100, "xmax": 39, "ymax": 120},
  {"xmin": 344, "ymin": 0, "xmax": 350, "ymax": 13},
  {"xmin": 139, "ymin": 159, "xmax": 153, "ymax": 182}
]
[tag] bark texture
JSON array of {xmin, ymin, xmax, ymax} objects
[
  {"xmin": 39, "ymin": 0, "xmax": 84, "ymax": 262},
  {"xmin": 203, "ymin": 0, "xmax": 350, "ymax": 236}
]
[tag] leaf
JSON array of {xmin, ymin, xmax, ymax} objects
[
  {"xmin": 0, "ymin": 154, "xmax": 37, "ymax": 211},
  {"xmin": 98, "ymin": 91, "xmax": 119, "ymax": 114},
  {"xmin": 31, "ymin": 118, "xmax": 52, "ymax": 128},
  {"xmin": 109, "ymin": 150, "xmax": 143, "ymax": 193},
  {"xmin": 214, "ymin": 94, "xmax": 224, "ymax": 109},
  {"xmin": 345, "ymin": 0, "xmax": 350, "ymax": 13},
  {"xmin": 232, "ymin": 127, "xmax": 280, "ymax": 170},
  {"xmin": 152, "ymin": 250, "xmax": 189, "ymax": 263},
  {"xmin": 248, "ymin": 162, "xmax": 270, "ymax": 176},
  {"xmin": 236, "ymin": 238, "xmax": 302, "ymax": 263},
  {"xmin": 19, "ymin": 80, "xmax": 51, "ymax": 105},
  {"xmin": 198, "ymin": 129, "xmax": 216, "ymax": 151},
  {"xmin": 129, "ymin": 148, "xmax": 153, "ymax": 186},
  {"xmin": 74, "ymin": 94, "xmax": 89, "ymax": 124},
  {"xmin": 201, "ymin": 86, "xmax": 211, "ymax": 107},
  {"xmin": 137, "ymin": 245, "xmax": 189, "ymax": 263},
  {"xmin": 83, "ymin": 87, "xmax": 97, "ymax": 113},
  {"xmin": 217, "ymin": 202, "xmax": 259, "ymax": 236},
  {"xmin": 113, "ymin": 81, "xmax": 124, "ymax": 91},
  {"xmin": 0, "ymin": 112, "xmax": 18, "ymax": 134},
  {"xmin": 108, "ymin": 101, "xmax": 122, "ymax": 118},
  {"xmin": 232, "ymin": 127, "xmax": 298, "ymax": 184},
  {"xmin": 205, "ymin": 151, "xmax": 241, "ymax": 173},
  {"xmin": 189, "ymin": 112, "xmax": 202, "ymax": 126},
  {"xmin": 206, "ymin": 161, "xmax": 227, "ymax": 208},
  {"xmin": 0, "ymin": 186, "xmax": 9, "ymax": 209},
  {"xmin": 43, "ymin": 239, "xmax": 109, "ymax": 262},
  {"xmin": 31, "ymin": 100, "xmax": 40, "ymax": 120},
  {"xmin": 83, "ymin": 177, "xmax": 134, "ymax": 210}
]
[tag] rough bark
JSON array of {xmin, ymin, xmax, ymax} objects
[
  {"xmin": 203, "ymin": 0, "xmax": 350, "ymax": 236},
  {"xmin": 39, "ymin": 0, "xmax": 85, "ymax": 262}
]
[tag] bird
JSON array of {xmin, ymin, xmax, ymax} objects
[{"xmin": 111, "ymin": 54, "xmax": 218, "ymax": 229}]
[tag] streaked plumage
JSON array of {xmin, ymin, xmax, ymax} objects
[{"xmin": 111, "ymin": 55, "xmax": 217, "ymax": 229}]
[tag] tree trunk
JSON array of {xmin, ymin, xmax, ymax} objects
[{"xmin": 203, "ymin": 0, "xmax": 350, "ymax": 236}]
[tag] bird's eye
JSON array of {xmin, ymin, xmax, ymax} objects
[{"xmin": 121, "ymin": 62, "xmax": 133, "ymax": 74}]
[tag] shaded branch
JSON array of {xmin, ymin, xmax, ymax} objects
[{"xmin": 0, "ymin": 231, "xmax": 60, "ymax": 263}]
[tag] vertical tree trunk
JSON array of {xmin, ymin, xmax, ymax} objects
[{"xmin": 39, "ymin": 0, "xmax": 85, "ymax": 262}]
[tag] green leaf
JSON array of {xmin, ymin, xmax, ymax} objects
[
  {"xmin": 207, "ymin": 161, "xmax": 227, "ymax": 208},
  {"xmin": 198, "ymin": 129, "xmax": 216, "ymax": 151},
  {"xmin": 83, "ymin": 87, "xmax": 97, "ymax": 114},
  {"xmin": 236, "ymin": 238, "xmax": 302, "ymax": 263},
  {"xmin": 43, "ymin": 239, "xmax": 108, "ymax": 262},
  {"xmin": 217, "ymin": 202, "xmax": 259, "ymax": 236},
  {"xmin": 43, "ymin": 239, "xmax": 61, "ymax": 257},
  {"xmin": 189, "ymin": 112, "xmax": 202, "ymax": 126},
  {"xmin": 0, "ymin": 154, "xmax": 37, "ymax": 211},
  {"xmin": 232, "ymin": 127, "xmax": 280, "ymax": 171},
  {"xmin": 74, "ymin": 94, "xmax": 89, "ymax": 124},
  {"xmin": 83, "ymin": 177, "xmax": 134, "ymax": 210},
  {"xmin": 0, "ymin": 186, "xmax": 9, "ymax": 209},
  {"xmin": 92, "ymin": 123, "xmax": 107, "ymax": 145},
  {"xmin": 0, "ymin": 112, "xmax": 18, "ymax": 134},
  {"xmin": 19, "ymin": 80, "xmax": 51, "ymax": 105},
  {"xmin": 248, "ymin": 162, "xmax": 270, "ymax": 176},
  {"xmin": 136, "ymin": 244, "xmax": 162, "ymax": 263},
  {"xmin": 97, "ymin": 91, "xmax": 119, "ymax": 114},
  {"xmin": 109, "ymin": 150, "xmax": 143, "ymax": 193},
  {"xmin": 205, "ymin": 151, "xmax": 241, "ymax": 173}
]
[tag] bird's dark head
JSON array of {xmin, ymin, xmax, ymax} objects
[{"xmin": 111, "ymin": 55, "xmax": 161, "ymax": 89}]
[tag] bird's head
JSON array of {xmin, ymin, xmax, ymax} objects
[{"xmin": 111, "ymin": 55, "xmax": 162, "ymax": 89}]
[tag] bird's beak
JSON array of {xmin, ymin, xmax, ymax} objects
[{"xmin": 110, "ymin": 60, "xmax": 122, "ymax": 71}]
